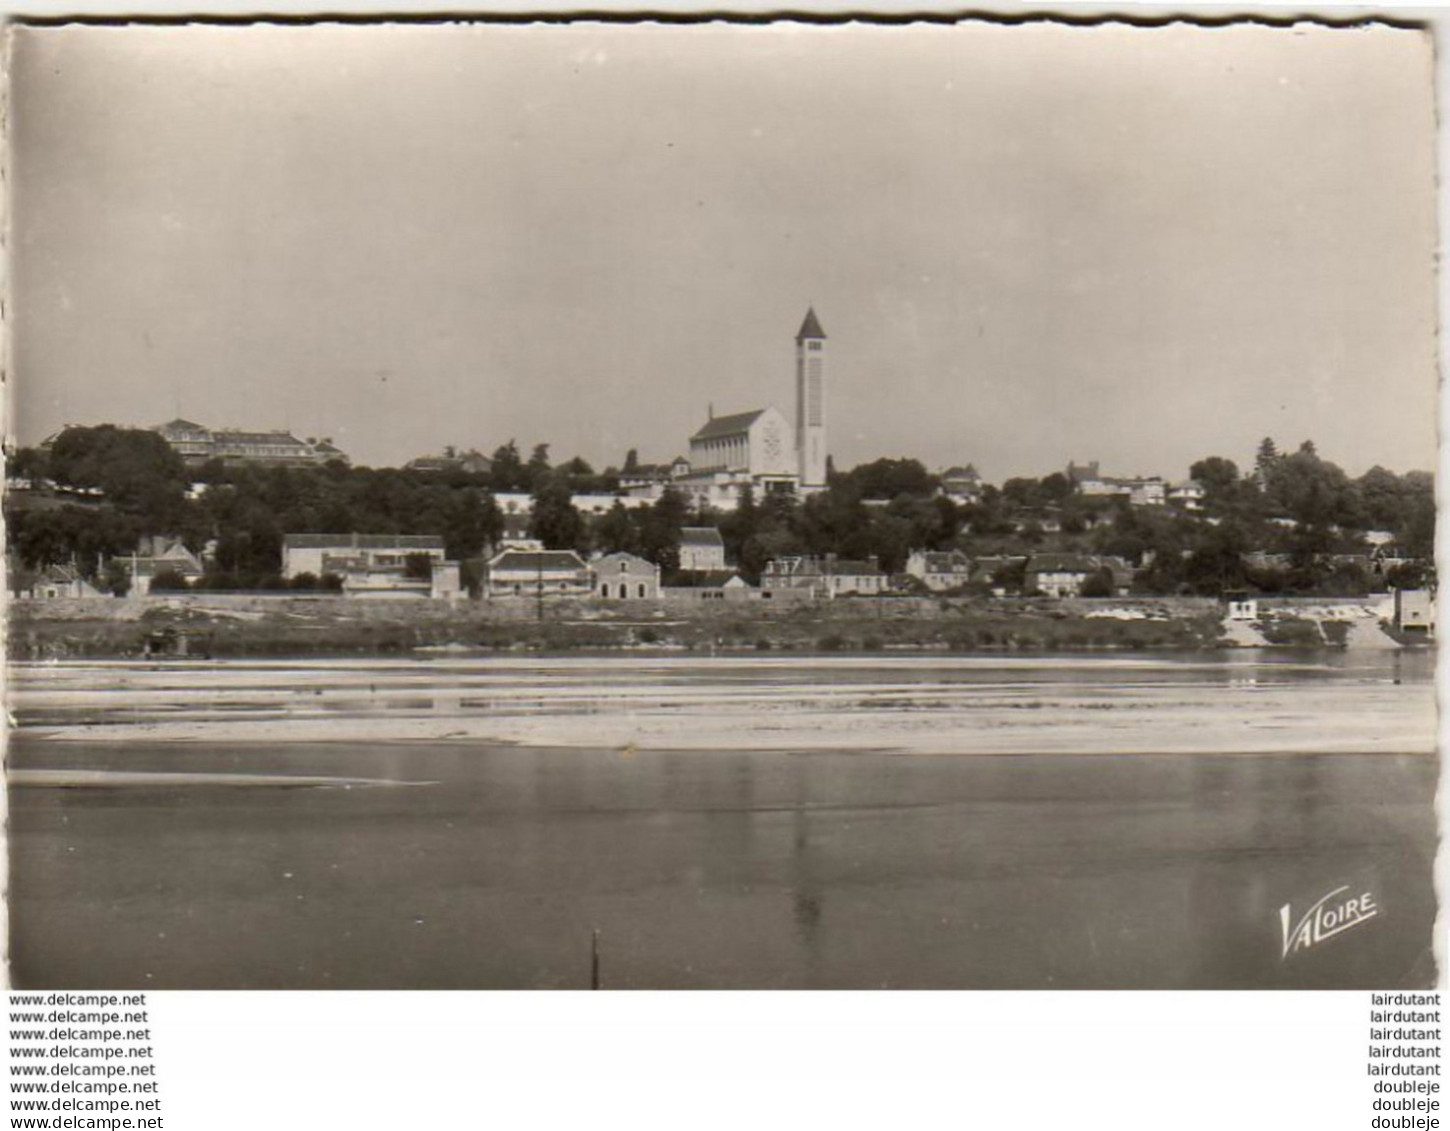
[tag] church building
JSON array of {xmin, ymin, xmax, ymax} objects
[{"xmin": 672, "ymin": 308, "xmax": 830, "ymax": 512}]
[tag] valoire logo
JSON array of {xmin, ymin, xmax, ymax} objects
[{"xmin": 1280, "ymin": 886, "xmax": 1377, "ymax": 958}]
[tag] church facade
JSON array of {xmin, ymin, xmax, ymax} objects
[{"xmin": 670, "ymin": 308, "xmax": 830, "ymax": 512}]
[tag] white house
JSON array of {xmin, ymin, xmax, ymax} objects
[
  {"xmin": 761, "ymin": 555, "xmax": 888, "ymax": 599},
  {"xmin": 153, "ymin": 419, "xmax": 348, "ymax": 468},
  {"xmin": 13, "ymin": 562, "xmax": 105, "ymax": 599},
  {"xmin": 1224, "ymin": 591, "xmax": 1259, "ymax": 621},
  {"xmin": 679, "ymin": 527, "xmax": 728, "ymax": 572},
  {"xmin": 1024, "ymin": 553, "xmax": 1131, "ymax": 598},
  {"xmin": 281, "ymin": 534, "xmax": 460, "ymax": 599},
  {"xmin": 282, "ymin": 534, "xmax": 446, "ymax": 580},
  {"xmin": 1394, "ymin": 589, "xmax": 1435, "ymax": 636},
  {"xmin": 1167, "ymin": 480, "xmax": 1206, "ymax": 510},
  {"xmin": 905, "ymin": 550, "xmax": 973, "ymax": 592},
  {"xmin": 128, "ymin": 538, "xmax": 205, "ymax": 595},
  {"xmin": 339, "ymin": 559, "xmax": 462, "ymax": 600},
  {"xmin": 620, "ymin": 457, "xmax": 691, "ymax": 499},
  {"xmin": 1070, "ymin": 461, "xmax": 1167, "ymax": 508},
  {"xmin": 822, "ymin": 558, "xmax": 889, "ymax": 597},
  {"xmin": 483, "ymin": 549, "xmax": 592, "ymax": 598},
  {"xmin": 591, "ymin": 552, "xmax": 661, "ymax": 600}
]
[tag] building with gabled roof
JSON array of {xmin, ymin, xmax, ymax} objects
[
  {"xmin": 761, "ymin": 554, "xmax": 887, "ymax": 599},
  {"xmin": 691, "ymin": 409, "xmax": 769, "ymax": 448},
  {"xmin": 677, "ymin": 405, "xmax": 798, "ymax": 512},
  {"xmin": 905, "ymin": 549, "xmax": 973, "ymax": 592},
  {"xmin": 310, "ymin": 438, "xmax": 350, "ymax": 465},
  {"xmin": 664, "ymin": 569, "xmax": 756, "ymax": 601},
  {"xmin": 154, "ymin": 419, "xmax": 214, "ymax": 462},
  {"xmin": 679, "ymin": 527, "xmax": 728, "ymax": 572},
  {"xmin": 1024, "ymin": 553, "xmax": 1133, "ymax": 598},
  {"xmin": 127, "ymin": 537, "xmax": 205, "ymax": 595},
  {"xmin": 282, "ymin": 533, "xmax": 445, "ymax": 576},
  {"xmin": 281, "ymin": 533, "xmax": 458, "ymax": 598},
  {"xmin": 152, "ymin": 419, "xmax": 348, "ymax": 468},
  {"xmin": 482, "ymin": 548, "xmax": 592, "ymax": 599},
  {"xmin": 591, "ymin": 552, "xmax": 661, "ymax": 600},
  {"xmin": 619, "ymin": 456, "xmax": 691, "ymax": 498},
  {"xmin": 210, "ymin": 430, "xmax": 318, "ymax": 466},
  {"xmin": 10, "ymin": 560, "xmax": 105, "ymax": 600},
  {"xmin": 686, "ymin": 408, "xmax": 790, "ymax": 474},
  {"xmin": 1167, "ymin": 480, "xmax": 1206, "ymax": 510},
  {"xmin": 1069, "ymin": 461, "xmax": 1166, "ymax": 508}
]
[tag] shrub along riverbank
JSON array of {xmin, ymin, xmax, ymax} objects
[{"xmin": 6, "ymin": 593, "xmax": 1401, "ymax": 660}]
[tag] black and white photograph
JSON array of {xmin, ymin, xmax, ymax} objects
[{"xmin": 4, "ymin": 18, "xmax": 1439, "ymax": 994}]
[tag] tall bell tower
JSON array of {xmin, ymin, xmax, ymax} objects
[{"xmin": 794, "ymin": 307, "xmax": 828, "ymax": 491}]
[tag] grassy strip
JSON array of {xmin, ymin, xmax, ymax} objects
[{"xmin": 10, "ymin": 597, "xmax": 1232, "ymax": 659}]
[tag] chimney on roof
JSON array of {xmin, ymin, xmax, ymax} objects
[{"xmin": 708, "ymin": 402, "xmax": 714, "ymax": 421}]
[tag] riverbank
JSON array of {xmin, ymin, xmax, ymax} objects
[{"xmin": 6, "ymin": 593, "xmax": 1410, "ymax": 660}]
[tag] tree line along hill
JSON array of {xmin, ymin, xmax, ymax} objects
[{"xmin": 4, "ymin": 427, "xmax": 1435, "ymax": 598}]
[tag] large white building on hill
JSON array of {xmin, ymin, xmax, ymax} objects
[
  {"xmin": 671, "ymin": 308, "xmax": 831, "ymax": 511},
  {"xmin": 153, "ymin": 419, "xmax": 348, "ymax": 468}
]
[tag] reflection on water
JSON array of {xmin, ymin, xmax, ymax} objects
[
  {"xmin": 11, "ymin": 649, "xmax": 1434, "ymax": 733},
  {"xmin": 9, "ymin": 736, "xmax": 1435, "ymax": 989},
  {"xmin": 7, "ymin": 652, "xmax": 1437, "ymax": 989}
]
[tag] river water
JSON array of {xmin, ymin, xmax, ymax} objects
[{"xmin": 7, "ymin": 650, "xmax": 1437, "ymax": 988}]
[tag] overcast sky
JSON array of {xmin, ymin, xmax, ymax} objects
[{"xmin": 9, "ymin": 21, "xmax": 1438, "ymax": 481}]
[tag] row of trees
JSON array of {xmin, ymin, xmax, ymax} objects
[
  {"xmin": 441, "ymin": 440, "xmax": 620, "ymax": 495},
  {"xmin": 957, "ymin": 441, "xmax": 1432, "ymax": 561},
  {"xmin": 1193, "ymin": 438, "xmax": 1434, "ymax": 552}
]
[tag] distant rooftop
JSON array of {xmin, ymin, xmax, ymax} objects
[
  {"xmin": 488, "ymin": 549, "xmax": 588, "ymax": 571},
  {"xmin": 691, "ymin": 409, "xmax": 765, "ymax": 442}
]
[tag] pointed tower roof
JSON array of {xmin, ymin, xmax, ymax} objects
[{"xmin": 796, "ymin": 307, "xmax": 826, "ymax": 342}]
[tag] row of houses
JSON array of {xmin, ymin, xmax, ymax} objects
[
  {"xmin": 907, "ymin": 544, "xmax": 1427, "ymax": 599},
  {"xmin": 12, "ymin": 530, "xmax": 888, "ymax": 604},
  {"xmin": 1065, "ymin": 461, "xmax": 1204, "ymax": 510},
  {"xmin": 904, "ymin": 550, "xmax": 1135, "ymax": 598},
  {"xmin": 10, "ymin": 526, "xmax": 1427, "ymax": 606},
  {"xmin": 476, "ymin": 548, "xmax": 892, "ymax": 602},
  {"xmin": 272, "ymin": 538, "xmax": 1125, "ymax": 603},
  {"xmin": 277, "ymin": 531, "xmax": 744, "ymax": 602}
]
